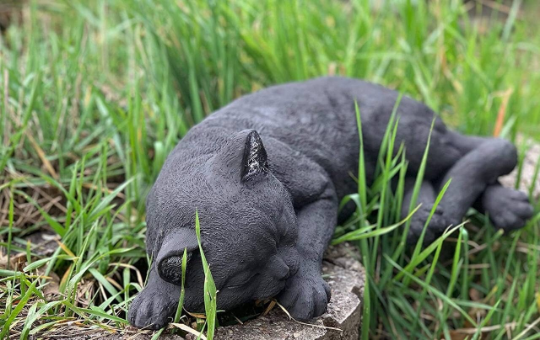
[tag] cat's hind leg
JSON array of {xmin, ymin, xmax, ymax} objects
[
  {"xmin": 436, "ymin": 138, "xmax": 519, "ymax": 228},
  {"xmin": 448, "ymin": 132, "xmax": 534, "ymax": 231}
]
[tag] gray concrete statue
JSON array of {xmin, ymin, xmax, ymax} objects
[{"xmin": 128, "ymin": 77, "xmax": 534, "ymax": 329}]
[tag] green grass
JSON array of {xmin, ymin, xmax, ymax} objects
[{"xmin": 1, "ymin": 0, "xmax": 540, "ymax": 338}]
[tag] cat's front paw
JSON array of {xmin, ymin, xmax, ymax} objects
[
  {"xmin": 128, "ymin": 284, "xmax": 179, "ymax": 330},
  {"xmin": 277, "ymin": 263, "xmax": 331, "ymax": 321}
]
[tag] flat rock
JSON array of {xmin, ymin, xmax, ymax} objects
[{"xmin": 500, "ymin": 137, "xmax": 540, "ymax": 198}]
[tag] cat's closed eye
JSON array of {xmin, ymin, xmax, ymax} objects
[{"xmin": 225, "ymin": 273, "xmax": 260, "ymax": 289}]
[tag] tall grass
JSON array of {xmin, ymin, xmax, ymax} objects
[{"xmin": 1, "ymin": 0, "xmax": 539, "ymax": 338}]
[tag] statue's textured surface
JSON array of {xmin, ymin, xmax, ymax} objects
[{"xmin": 128, "ymin": 77, "xmax": 534, "ymax": 329}]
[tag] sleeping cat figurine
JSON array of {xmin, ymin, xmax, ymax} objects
[{"xmin": 128, "ymin": 77, "xmax": 534, "ymax": 329}]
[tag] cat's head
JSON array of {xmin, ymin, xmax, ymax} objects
[{"xmin": 146, "ymin": 130, "xmax": 300, "ymax": 312}]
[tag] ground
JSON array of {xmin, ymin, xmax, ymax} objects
[{"xmin": 1, "ymin": 0, "xmax": 540, "ymax": 339}]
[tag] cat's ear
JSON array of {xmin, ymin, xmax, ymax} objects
[
  {"xmin": 241, "ymin": 130, "xmax": 269, "ymax": 182},
  {"xmin": 156, "ymin": 229, "xmax": 198, "ymax": 284}
]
